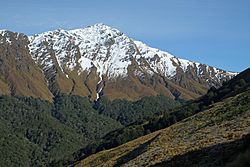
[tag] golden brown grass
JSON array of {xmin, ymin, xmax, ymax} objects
[{"xmin": 76, "ymin": 90, "xmax": 250, "ymax": 167}]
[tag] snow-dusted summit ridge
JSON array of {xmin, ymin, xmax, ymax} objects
[{"xmin": 28, "ymin": 23, "xmax": 237, "ymax": 80}]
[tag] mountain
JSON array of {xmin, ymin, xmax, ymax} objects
[
  {"xmin": 76, "ymin": 68, "xmax": 250, "ymax": 167},
  {"xmin": 0, "ymin": 24, "xmax": 237, "ymax": 101},
  {"xmin": 0, "ymin": 24, "xmax": 247, "ymax": 167},
  {"xmin": 0, "ymin": 24, "xmax": 248, "ymax": 167},
  {"xmin": 26, "ymin": 23, "xmax": 236, "ymax": 101}
]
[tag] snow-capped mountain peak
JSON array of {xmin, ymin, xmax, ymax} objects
[
  {"xmin": 29, "ymin": 23, "xmax": 237, "ymax": 80},
  {"xmin": 27, "ymin": 23, "xmax": 238, "ymax": 100}
]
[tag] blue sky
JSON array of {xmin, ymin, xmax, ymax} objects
[{"xmin": 1, "ymin": 0, "xmax": 249, "ymax": 72}]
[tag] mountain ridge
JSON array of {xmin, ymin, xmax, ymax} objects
[{"xmin": 0, "ymin": 24, "xmax": 237, "ymax": 101}]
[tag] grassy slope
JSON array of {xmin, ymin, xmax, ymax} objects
[
  {"xmin": 77, "ymin": 89, "xmax": 250, "ymax": 167},
  {"xmin": 72, "ymin": 69, "xmax": 250, "ymax": 164}
]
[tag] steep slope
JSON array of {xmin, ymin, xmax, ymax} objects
[
  {"xmin": 28, "ymin": 23, "xmax": 237, "ymax": 101},
  {"xmin": 0, "ymin": 30, "xmax": 53, "ymax": 101},
  {"xmin": 76, "ymin": 87, "xmax": 250, "ymax": 167}
]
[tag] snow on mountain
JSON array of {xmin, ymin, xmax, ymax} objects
[
  {"xmin": 0, "ymin": 24, "xmax": 239, "ymax": 102},
  {"xmin": 28, "ymin": 23, "xmax": 133, "ymax": 79},
  {"xmin": 0, "ymin": 30, "xmax": 16, "ymax": 44},
  {"xmin": 27, "ymin": 23, "xmax": 239, "ymax": 100},
  {"xmin": 28, "ymin": 23, "xmax": 237, "ymax": 82}
]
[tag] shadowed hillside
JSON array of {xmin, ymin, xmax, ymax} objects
[{"xmin": 76, "ymin": 69, "xmax": 250, "ymax": 167}]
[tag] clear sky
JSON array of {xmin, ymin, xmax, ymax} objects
[{"xmin": 1, "ymin": 0, "xmax": 249, "ymax": 72}]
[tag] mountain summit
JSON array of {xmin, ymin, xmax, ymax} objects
[{"xmin": 0, "ymin": 24, "xmax": 237, "ymax": 100}]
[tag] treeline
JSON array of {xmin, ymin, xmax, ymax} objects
[{"xmin": 0, "ymin": 93, "xmax": 180, "ymax": 166}]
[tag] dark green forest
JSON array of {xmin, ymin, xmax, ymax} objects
[{"xmin": 0, "ymin": 93, "xmax": 179, "ymax": 166}]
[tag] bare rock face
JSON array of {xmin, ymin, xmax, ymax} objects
[
  {"xmin": 0, "ymin": 24, "xmax": 238, "ymax": 101},
  {"xmin": 0, "ymin": 30, "xmax": 53, "ymax": 101}
]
